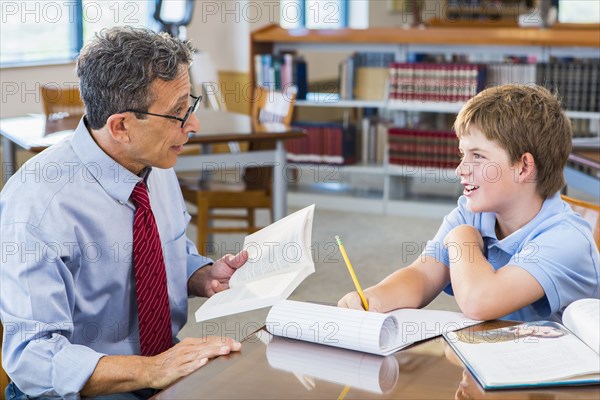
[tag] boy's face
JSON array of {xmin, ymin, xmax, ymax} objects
[{"xmin": 456, "ymin": 127, "xmax": 519, "ymax": 215}]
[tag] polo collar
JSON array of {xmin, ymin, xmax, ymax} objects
[
  {"xmin": 480, "ymin": 192, "xmax": 563, "ymax": 254},
  {"xmin": 70, "ymin": 116, "xmax": 147, "ymax": 204}
]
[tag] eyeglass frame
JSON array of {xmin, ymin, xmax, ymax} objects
[{"xmin": 122, "ymin": 94, "xmax": 202, "ymax": 128}]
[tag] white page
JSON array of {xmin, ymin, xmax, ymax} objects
[
  {"xmin": 266, "ymin": 300, "xmax": 397, "ymax": 355},
  {"xmin": 445, "ymin": 321, "xmax": 600, "ymax": 387},
  {"xmin": 562, "ymin": 298, "xmax": 600, "ymax": 354},
  {"xmin": 194, "ymin": 205, "xmax": 315, "ymax": 322},
  {"xmin": 387, "ymin": 308, "xmax": 480, "ymax": 352},
  {"xmin": 266, "ymin": 336, "xmax": 399, "ymax": 393},
  {"xmin": 230, "ymin": 205, "xmax": 315, "ymax": 286},
  {"xmin": 266, "ymin": 301, "xmax": 479, "ymax": 355},
  {"xmin": 195, "ymin": 267, "xmax": 312, "ymax": 322}
]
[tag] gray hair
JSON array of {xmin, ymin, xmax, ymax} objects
[{"xmin": 76, "ymin": 26, "xmax": 194, "ymax": 129}]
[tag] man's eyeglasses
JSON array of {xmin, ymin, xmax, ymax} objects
[{"xmin": 123, "ymin": 94, "xmax": 202, "ymax": 128}]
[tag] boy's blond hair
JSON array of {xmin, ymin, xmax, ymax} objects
[{"xmin": 454, "ymin": 84, "xmax": 572, "ymax": 199}]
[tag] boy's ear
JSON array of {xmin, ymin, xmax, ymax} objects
[
  {"xmin": 105, "ymin": 113, "xmax": 132, "ymax": 144},
  {"xmin": 518, "ymin": 152, "xmax": 537, "ymax": 183}
]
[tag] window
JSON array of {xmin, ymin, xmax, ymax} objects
[
  {"xmin": 280, "ymin": 0, "xmax": 367, "ymax": 29},
  {"xmin": 1, "ymin": 1, "xmax": 154, "ymax": 68}
]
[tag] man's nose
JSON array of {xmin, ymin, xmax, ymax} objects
[{"xmin": 185, "ymin": 112, "xmax": 200, "ymax": 134}]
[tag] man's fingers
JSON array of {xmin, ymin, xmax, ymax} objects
[
  {"xmin": 210, "ymin": 279, "xmax": 228, "ymax": 293},
  {"xmin": 223, "ymin": 250, "xmax": 248, "ymax": 269}
]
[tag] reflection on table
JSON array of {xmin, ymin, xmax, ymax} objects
[
  {"xmin": 259, "ymin": 330, "xmax": 399, "ymax": 394},
  {"xmin": 153, "ymin": 324, "xmax": 600, "ymax": 400}
]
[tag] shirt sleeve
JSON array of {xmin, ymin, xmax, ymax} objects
[
  {"xmin": 1, "ymin": 222, "xmax": 104, "ymax": 396},
  {"xmin": 507, "ymin": 221, "xmax": 599, "ymax": 319},
  {"xmin": 185, "ymin": 235, "xmax": 214, "ymax": 280},
  {"xmin": 421, "ymin": 197, "xmax": 473, "ymax": 295},
  {"xmin": 422, "ymin": 198, "xmax": 471, "ymax": 268}
]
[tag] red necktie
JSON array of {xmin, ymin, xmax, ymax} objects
[{"xmin": 131, "ymin": 181, "xmax": 173, "ymax": 356}]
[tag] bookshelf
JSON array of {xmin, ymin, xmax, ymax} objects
[{"xmin": 250, "ymin": 24, "xmax": 600, "ymax": 212}]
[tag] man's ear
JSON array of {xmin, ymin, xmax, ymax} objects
[
  {"xmin": 518, "ymin": 152, "xmax": 537, "ymax": 184},
  {"xmin": 105, "ymin": 113, "xmax": 132, "ymax": 143}
]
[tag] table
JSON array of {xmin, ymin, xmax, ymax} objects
[
  {"xmin": 153, "ymin": 323, "xmax": 599, "ymax": 400},
  {"xmin": 0, "ymin": 111, "xmax": 304, "ymax": 220}
]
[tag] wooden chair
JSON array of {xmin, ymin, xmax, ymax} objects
[
  {"xmin": 179, "ymin": 86, "xmax": 296, "ymax": 253},
  {"xmin": 561, "ymin": 195, "xmax": 600, "ymax": 250},
  {"xmin": 40, "ymin": 84, "xmax": 85, "ymax": 120}
]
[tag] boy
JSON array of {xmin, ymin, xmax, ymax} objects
[{"xmin": 339, "ymin": 84, "xmax": 599, "ymax": 322}]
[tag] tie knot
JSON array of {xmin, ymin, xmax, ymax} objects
[{"xmin": 131, "ymin": 181, "xmax": 150, "ymax": 210}]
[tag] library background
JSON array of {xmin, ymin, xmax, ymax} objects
[
  {"xmin": 0, "ymin": 0, "xmax": 598, "ymax": 217},
  {"xmin": 253, "ymin": 0, "xmax": 599, "ymax": 215}
]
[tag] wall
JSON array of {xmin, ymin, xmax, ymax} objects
[
  {"xmin": 0, "ymin": 1, "xmax": 280, "ymax": 118},
  {"xmin": 0, "ymin": 0, "xmax": 446, "ymax": 118}
]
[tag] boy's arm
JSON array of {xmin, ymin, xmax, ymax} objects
[
  {"xmin": 444, "ymin": 225, "xmax": 544, "ymax": 320},
  {"xmin": 338, "ymin": 255, "xmax": 450, "ymax": 313}
]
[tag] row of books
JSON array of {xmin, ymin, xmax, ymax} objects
[
  {"xmin": 481, "ymin": 61, "xmax": 599, "ymax": 112},
  {"xmin": 388, "ymin": 62, "xmax": 487, "ymax": 103},
  {"xmin": 537, "ymin": 61, "xmax": 600, "ymax": 112},
  {"xmin": 286, "ymin": 122, "xmax": 356, "ymax": 165},
  {"xmin": 253, "ymin": 53, "xmax": 308, "ymax": 99},
  {"xmin": 388, "ymin": 128, "xmax": 461, "ymax": 169}
]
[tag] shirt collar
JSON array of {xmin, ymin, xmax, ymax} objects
[
  {"xmin": 70, "ymin": 116, "xmax": 147, "ymax": 204},
  {"xmin": 482, "ymin": 192, "xmax": 563, "ymax": 253}
]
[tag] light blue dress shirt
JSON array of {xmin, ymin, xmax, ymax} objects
[
  {"xmin": 423, "ymin": 193, "xmax": 599, "ymax": 322},
  {"xmin": 0, "ymin": 117, "xmax": 212, "ymax": 396}
]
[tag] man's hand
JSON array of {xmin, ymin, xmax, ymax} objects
[
  {"xmin": 188, "ymin": 250, "xmax": 248, "ymax": 297},
  {"xmin": 338, "ymin": 288, "xmax": 384, "ymax": 313},
  {"xmin": 144, "ymin": 336, "xmax": 241, "ymax": 388},
  {"xmin": 82, "ymin": 336, "xmax": 242, "ymax": 396}
]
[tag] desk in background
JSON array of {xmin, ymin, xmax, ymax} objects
[
  {"xmin": 566, "ymin": 145, "xmax": 600, "ymax": 198},
  {"xmin": 153, "ymin": 323, "xmax": 600, "ymax": 400},
  {"xmin": 0, "ymin": 111, "xmax": 304, "ymax": 220}
]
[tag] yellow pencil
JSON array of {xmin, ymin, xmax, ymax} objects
[{"xmin": 335, "ymin": 235, "xmax": 369, "ymax": 311}]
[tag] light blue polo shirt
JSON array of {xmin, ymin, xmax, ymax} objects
[{"xmin": 423, "ymin": 192, "xmax": 599, "ymax": 322}]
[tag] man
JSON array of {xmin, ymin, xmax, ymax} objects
[{"xmin": 1, "ymin": 26, "xmax": 246, "ymax": 397}]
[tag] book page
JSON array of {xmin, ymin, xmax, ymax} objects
[
  {"xmin": 230, "ymin": 205, "xmax": 315, "ymax": 286},
  {"xmin": 562, "ymin": 298, "xmax": 600, "ymax": 354},
  {"xmin": 266, "ymin": 300, "xmax": 398, "ymax": 355},
  {"xmin": 387, "ymin": 309, "xmax": 480, "ymax": 352},
  {"xmin": 445, "ymin": 321, "xmax": 600, "ymax": 387},
  {"xmin": 195, "ymin": 268, "xmax": 312, "ymax": 322},
  {"xmin": 266, "ymin": 335, "xmax": 399, "ymax": 394}
]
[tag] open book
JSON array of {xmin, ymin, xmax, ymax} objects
[
  {"xmin": 257, "ymin": 330, "xmax": 399, "ymax": 394},
  {"xmin": 444, "ymin": 298, "xmax": 600, "ymax": 389},
  {"xmin": 195, "ymin": 205, "xmax": 315, "ymax": 322},
  {"xmin": 265, "ymin": 300, "xmax": 479, "ymax": 356}
]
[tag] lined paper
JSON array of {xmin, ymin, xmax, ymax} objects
[
  {"xmin": 266, "ymin": 300, "xmax": 397, "ymax": 355},
  {"xmin": 266, "ymin": 300, "xmax": 480, "ymax": 356}
]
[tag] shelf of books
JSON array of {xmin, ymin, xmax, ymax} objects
[{"xmin": 250, "ymin": 24, "xmax": 600, "ymax": 212}]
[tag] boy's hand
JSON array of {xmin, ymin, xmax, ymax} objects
[
  {"xmin": 338, "ymin": 289, "xmax": 383, "ymax": 313},
  {"xmin": 443, "ymin": 225, "xmax": 484, "ymax": 252}
]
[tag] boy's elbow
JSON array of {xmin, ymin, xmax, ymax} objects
[{"xmin": 456, "ymin": 288, "xmax": 503, "ymax": 321}]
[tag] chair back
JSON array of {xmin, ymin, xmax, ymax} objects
[
  {"xmin": 40, "ymin": 84, "xmax": 85, "ymax": 119},
  {"xmin": 245, "ymin": 86, "xmax": 296, "ymax": 190},
  {"xmin": 251, "ymin": 86, "xmax": 296, "ymax": 127},
  {"xmin": 562, "ymin": 195, "xmax": 600, "ymax": 250}
]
